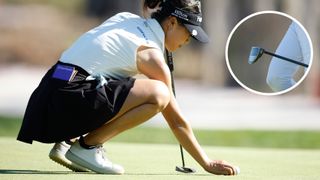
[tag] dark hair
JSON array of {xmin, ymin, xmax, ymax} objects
[{"xmin": 143, "ymin": 0, "xmax": 201, "ymax": 23}]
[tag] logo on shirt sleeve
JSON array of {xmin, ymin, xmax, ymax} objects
[{"xmin": 137, "ymin": 26, "xmax": 149, "ymax": 44}]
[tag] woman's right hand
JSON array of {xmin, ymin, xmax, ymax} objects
[{"xmin": 204, "ymin": 160, "xmax": 240, "ymax": 176}]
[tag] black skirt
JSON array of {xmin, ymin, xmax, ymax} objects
[{"xmin": 17, "ymin": 61, "xmax": 135, "ymax": 144}]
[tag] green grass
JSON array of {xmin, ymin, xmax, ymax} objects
[
  {"xmin": 0, "ymin": 116, "xmax": 22, "ymax": 137},
  {"xmin": 1, "ymin": 116, "xmax": 320, "ymax": 149},
  {"xmin": 0, "ymin": 137, "xmax": 320, "ymax": 180}
]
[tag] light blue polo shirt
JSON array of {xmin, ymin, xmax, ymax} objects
[{"xmin": 60, "ymin": 12, "xmax": 165, "ymax": 79}]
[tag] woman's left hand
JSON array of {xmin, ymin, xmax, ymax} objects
[{"xmin": 204, "ymin": 160, "xmax": 240, "ymax": 176}]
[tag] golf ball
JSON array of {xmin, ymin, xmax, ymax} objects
[{"xmin": 234, "ymin": 166, "xmax": 240, "ymax": 175}]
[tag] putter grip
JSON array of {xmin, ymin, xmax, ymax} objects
[
  {"xmin": 166, "ymin": 50, "xmax": 174, "ymax": 71},
  {"xmin": 165, "ymin": 50, "xmax": 176, "ymax": 95}
]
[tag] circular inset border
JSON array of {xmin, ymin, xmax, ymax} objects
[{"xmin": 225, "ymin": 10, "xmax": 313, "ymax": 96}]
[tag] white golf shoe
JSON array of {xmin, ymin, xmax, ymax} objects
[
  {"xmin": 65, "ymin": 141, "xmax": 124, "ymax": 174},
  {"xmin": 49, "ymin": 142, "xmax": 88, "ymax": 172}
]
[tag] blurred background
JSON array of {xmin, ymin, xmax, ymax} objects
[{"xmin": 0, "ymin": 0, "xmax": 319, "ymax": 148}]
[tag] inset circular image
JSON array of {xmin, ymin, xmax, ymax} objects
[{"xmin": 226, "ymin": 11, "xmax": 313, "ymax": 95}]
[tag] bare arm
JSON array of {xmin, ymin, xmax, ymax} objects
[{"xmin": 137, "ymin": 48, "xmax": 237, "ymax": 175}]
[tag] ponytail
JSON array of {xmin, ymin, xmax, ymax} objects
[
  {"xmin": 144, "ymin": 0, "xmax": 163, "ymax": 9},
  {"xmin": 142, "ymin": 0, "xmax": 163, "ymax": 18}
]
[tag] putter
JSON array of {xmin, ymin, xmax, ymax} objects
[
  {"xmin": 248, "ymin": 47, "xmax": 309, "ymax": 68},
  {"xmin": 165, "ymin": 50, "xmax": 196, "ymax": 174}
]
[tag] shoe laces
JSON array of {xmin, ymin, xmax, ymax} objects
[{"xmin": 96, "ymin": 145, "xmax": 108, "ymax": 161}]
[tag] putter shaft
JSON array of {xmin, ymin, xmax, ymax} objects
[
  {"xmin": 165, "ymin": 50, "xmax": 196, "ymax": 174},
  {"xmin": 179, "ymin": 144, "xmax": 185, "ymax": 167},
  {"xmin": 264, "ymin": 50, "xmax": 309, "ymax": 68}
]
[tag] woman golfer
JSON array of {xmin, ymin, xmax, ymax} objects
[
  {"xmin": 266, "ymin": 21, "xmax": 311, "ymax": 92},
  {"xmin": 18, "ymin": 0, "xmax": 239, "ymax": 175}
]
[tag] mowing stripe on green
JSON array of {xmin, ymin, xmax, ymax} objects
[{"xmin": 1, "ymin": 116, "xmax": 320, "ymax": 149}]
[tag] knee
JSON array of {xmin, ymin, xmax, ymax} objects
[
  {"xmin": 266, "ymin": 73, "xmax": 277, "ymax": 88},
  {"xmin": 266, "ymin": 73, "xmax": 294, "ymax": 91},
  {"xmin": 266, "ymin": 73, "xmax": 282, "ymax": 91},
  {"xmin": 148, "ymin": 81, "xmax": 170, "ymax": 111}
]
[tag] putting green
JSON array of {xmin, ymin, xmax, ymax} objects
[{"xmin": 0, "ymin": 137, "xmax": 319, "ymax": 180}]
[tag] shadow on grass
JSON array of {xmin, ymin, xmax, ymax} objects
[
  {"xmin": 0, "ymin": 169, "xmax": 211, "ymax": 176},
  {"xmin": 0, "ymin": 169, "xmax": 94, "ymax": 175},
  {"xmin": 125, "ymin": 173, "xmax": 211, "ymax": 176}
]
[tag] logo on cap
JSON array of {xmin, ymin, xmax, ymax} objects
[
  {"xmin": 192, "ymin": 29, "xmax": 198, "ymax": 36},
  {"xmin": 174, "ymin": 9, "xmax": 188, "ymax": 20},
  {"xmin": 197, "ymin": 16, "xmax": 202, "ymax": 23}
]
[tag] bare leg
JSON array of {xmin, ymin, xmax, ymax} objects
[{"xmin": 84, "ymin": 79, "xmax": 170, "ymax": 145}]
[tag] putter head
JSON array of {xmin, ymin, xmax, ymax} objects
[
  {"xmin": 248, "ymin": 47, "xmax": 264, "ymax": 64},
  {"xmin": 175, "ymin": 166, "xmax": 196, "ymax": 173}
]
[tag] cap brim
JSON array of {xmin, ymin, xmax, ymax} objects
[{"xmin": 184, "ymin": 24, "xmax": 209, "ymax": 43}]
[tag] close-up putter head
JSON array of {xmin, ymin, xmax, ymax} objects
[
  {"xmin": 175, "ymin": 166, "xmax": 196, "ymax": 173},
  {"xmin": 248, "ymin": 47, "xmax": 264, "ymax": 64}
]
